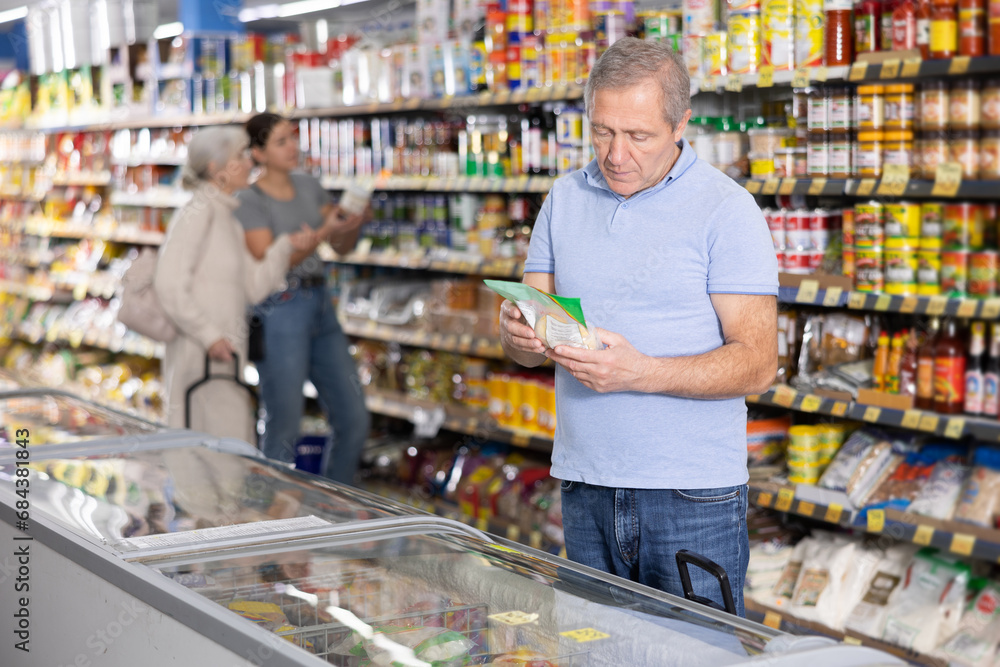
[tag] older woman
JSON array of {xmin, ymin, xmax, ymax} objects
[{"xmin": 155, "ymin": 126, "xmax": 315, "ymax": 442}]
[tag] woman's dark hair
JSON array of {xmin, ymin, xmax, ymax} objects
[{"xmin": 246, "ymin": 112, "xmax": 287, "ymax": 150}]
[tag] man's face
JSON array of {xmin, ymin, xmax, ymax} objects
[{"xmin": 589, "ymin": 82, "xmax": 691, "ymax": 198}]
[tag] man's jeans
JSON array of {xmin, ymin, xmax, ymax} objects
[
  {"xmin": 255, "ymin": 286, "xmax": 370, "ymax": 485},
  {"xmin": 560, "ymin": 481, "xmax": 750, "ymax": 617}
]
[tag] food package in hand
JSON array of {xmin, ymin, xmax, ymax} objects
[{"xmin": 484, "ymin": 279, "xmax": 601, "ymax": 350}]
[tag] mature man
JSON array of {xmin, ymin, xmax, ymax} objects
[{"xmin": 499, "ymin": 37, "xmax": 778, "ymax": 615}]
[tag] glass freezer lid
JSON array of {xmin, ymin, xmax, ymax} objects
[
  {"xmin": 146, "ymin": 530, "xmax": 776, "ymax": 667},
  {"xmin": 0, "ymin": 390, "xmax": 161, "ymax": 449},
  {"xmin": 0, "ymin": 446, "xmax": 408, "ymax": 551}
]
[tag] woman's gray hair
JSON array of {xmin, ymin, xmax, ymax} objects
[
  {"xmin": 180, "ymin": 126, "xmax": 249, "ymax": 190},
  {"xmin": 584, "ymin": 37, "xmax": 691, "ymax": 129}
]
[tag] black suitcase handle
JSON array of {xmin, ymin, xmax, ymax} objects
[
  {"xmin": 675, "ymin": 549, "xmax": 738, "ymax": 616},
  {"xmin": 184, "ymin": 352, "xmax": 260, "ymax": 446}
]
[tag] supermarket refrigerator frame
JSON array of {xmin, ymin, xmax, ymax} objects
[{"xmin": 0, "ymin": 434, "xmax": 907, "ymax": 667}]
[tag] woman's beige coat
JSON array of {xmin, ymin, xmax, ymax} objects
[{"xmin": 154, "ymin": 183, "xmax": 292, "ymax": 443}]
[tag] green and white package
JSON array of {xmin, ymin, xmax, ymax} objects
[{"xmin": 484, "ymin": 279, "xmax": 601, "ymax": 350}]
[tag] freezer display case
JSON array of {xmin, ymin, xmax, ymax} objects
[
  {"xmin": 0, "ymin": 437, "xmax": 904, "ymax": 667},
  {"xmin": 0, "ymin": 388, "xmax": 165, "ymax": 453},
  {"xmin": 0, "ymin": 443, "xmax": 413, "ymax": 553}
]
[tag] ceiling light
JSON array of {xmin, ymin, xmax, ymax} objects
[
  {"xmin": 239, "ymin": 0, "xmax": 370, "ymax": 22},
  {"xmin": 152, "ymin": 22, "xmax": 184, "ymax": 40}
]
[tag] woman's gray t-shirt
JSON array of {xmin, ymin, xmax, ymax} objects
[{"xmin": 234, "ymin": 172, "xmax": 332, "ymax": 280}]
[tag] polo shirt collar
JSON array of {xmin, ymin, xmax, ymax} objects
[{"xmin": 582, "ymin": 138, "xmax": 698, "ymax": 199}]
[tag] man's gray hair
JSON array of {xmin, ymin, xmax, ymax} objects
[{"xmin": 584, "ymin": 37, "xmax": 691, "ymax": 129}]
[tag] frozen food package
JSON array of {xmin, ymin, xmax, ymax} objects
[
  {"xmin": 818, "ymin": 428, "xmax": 887, "ymax": 493},
  {"xmin": 332, "ymin": 625, "xmax": 476, "ymax": 665},
  {"xmin": 953, "ymin": 448, "xmax": 1000, "ymax": 528},
  {"xmin": 789, "ymin": 535, "xmax": 857, "ymax": 629},
  {"xmin": 907, "ymin": 455, "xmax": 970, "ymax": 520},
  {"xmin": 484, "ymin": 279, "xmax": 601, "ymax": 350},
  {"xmin": 844, "ymin": 543, "xmax": 920, "ymax": 638},
  {"xmin": 881, "ymin": 550, "xmax": 970, "ymax": 653},
  {"xmin": 936, "ymin": 582, "xmax": 1000, "ymax": 667}
]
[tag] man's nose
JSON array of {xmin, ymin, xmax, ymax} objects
[{"xmin": 606, "ymin": 135, "xmax": 628, "ymax": 165}]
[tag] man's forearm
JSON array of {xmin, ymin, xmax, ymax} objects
[{"xmin": 645, "ymin": 342, "xmax": 775, "ymax": 399}]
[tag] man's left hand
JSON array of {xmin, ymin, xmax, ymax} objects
[{"xmin": 546, "ymin": 328, "xmax": 653, "ymax": 393}]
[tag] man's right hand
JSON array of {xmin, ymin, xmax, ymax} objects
[{"xmin": 500, "ymin": 300, "xmax": 546, "ymax": 355}]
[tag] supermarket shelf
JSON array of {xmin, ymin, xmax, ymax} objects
[
  {"xmin": 110, "ymin": 155, "xmax": 186, "ymax": 167},
  {"xmin": 49, "ymin": 171, "xmax": 113, "ymax": 187},
  {"xmin": 321, "ymin": 174, "xmax": 559, "ymax": 194},
  {"xmin": 19, "ymin": 86, "xmax": 587, "ymax": 133},
  {"xmin": 749, "ymin": 480, "xmax": 1000, "ymax": 564},
  {"xmin": 320, "ymin": 245, "xmax": 523, "ymax": 277},
  {"xmin": 342, "ymin": 319, "xmax": 505, "ymax": 359},
  {"xmin": 744, "ymin": 599, "xmax": 947, "ymax": 667},
  {"xmin": 695, "ymin": 66, "xmax": 850, "ymax": 93},
  {"xmin": 0, "ymin": 189, "xmax": 45, "ymax": 202},
  {"xmin": 1, "ymin": 324, "xmax": 164, "ymax": 360},
  {"xmin": 289, "ymin": 84, "xmax": 586, "ymax": 120},
  {"xmin": 747, "ymin": 383, "xmax": 1000, "ymax": 441},
  {"xmin": 846, "ymin": 54, "xmax": 1000, "ymax": 83},
  {"xmin": 0, "ymin": 279, "xmax": 54, "ymax": 301},
  {"xmin": 778, "ymin": 279, "xmax": 999, "ymax": 319},
  {"xmin": 4, "ymin": 218, "xmax": 165, "ymax": 245},
  {"xmin": 364, "ymin": 387, "xmax": 554, "ymax": 452},
  {"xmin": 110, "ymin": 190, "xmax": 192, "ymax": 208},
  {"xmin": 742, "ymin": 177, "xmax": 1000, "ymax": 200},
  {"xmin": 363, "ymin": 481, "xmax": 564, "ymax": 555}
]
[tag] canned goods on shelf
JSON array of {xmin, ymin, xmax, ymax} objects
[
  {"xmin": 884, "ymin": 202, "xmax": 921, "ymax": 240},
  {"xmin": 917, "ymin": 249, "xmax": 942, "ymax": 295},
  {"xmin": 784, "ymin": 249, "xmax": 812, "ymax": 273},
  {"xmin": 885, "ymin": 248, "xmax": 918, "ymax": 295},
  {"xmin": 969, "ymin": 251, "xmax": 998, "ymax": 297},
  {"xmin": 855, "ymin": 248, "xmax": 884, "ymax": 292},
  {"xmin": 943, "ymin": 202, "xmax": 984, "ymax": 250},
  {"xmin": 854, "ymin": 202, "xmax": 884, "ymax": 248},
  {"xmin": 842, "ymin": 245, "xmax": 856, "ymax": 279},
  {"xmin": 942, "ymin": 250, "xmax": 970, "ymax": 296},
  {"xmin": 920, "ymin": 202, "xmax": 945, "ymax": 250}
]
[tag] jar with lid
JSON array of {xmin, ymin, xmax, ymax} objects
[
  {"xmin": 951, "ymin": 128, "xmax": 981, "ymax": 177},
  {"xmin": 981, "ymin": 129, "xmax": 1000, "ymax": 178},
  {"xmin": 982, "ymin": 78, "xmax": 1000, "ymax": 128},
  {"xmin": 930, "ymin": 0, "xmax": 959, "ymax": 57},
  {"xmin": 950, "ymin": 79, "xmax": 982, "ymax": 129},
  {"xmin": 808, "ymin": 88, "xmax": 830, "ymax": 132},
  {"xmin": 885, "ymin": 84, "xmax": 917, "ymax": 129},
  {"xmin": 919, "ymin": 81, "xmax": 950, "ymax": 129},
  {"xmin": 829, "ymin": 132, "xmax": 854, "ymax": 176},
  {"xmin": 807, "ymin": 133, "xmax": 831, "ymax": 176},
  {"xmin": 826, "ymin": 0, "xmax": 855, "ymax": 64},
  {"xmin": 858, "ymin": 131, "xmax": 886, "ymax": 177},
  {"xmin": 958, "ymin": 0, "xmax": 986, "ymax": 55},
  {"xmin": 920, "ymin": 130, "xmax": 951, "ymax": 177},
  {"xmin": 856, "ymin": 0, "xmax": 884, "ymax": 53},
  {"xmin": 884, "ymin": 130, "xmax": 915, "ymax": 173},
  {"xmin": 828, "ymin": 86, "xmax": 853, "ymax": 131},
  {"xmin": 857, "ymin": 85, "xmax": 886, "ymax": 130}
]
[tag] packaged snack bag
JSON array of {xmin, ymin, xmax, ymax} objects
[{"xmin": 484, "ymin": 280, "xmax": 601, "ymax": 350}]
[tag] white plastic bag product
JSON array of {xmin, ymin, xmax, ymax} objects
[
  {"xmin": 844, "ymin": 543, "xmax": 920, "ymax": 638},
  {"xmin": 833, "ymin": 541, "xmax": 886, "ymax": 632},
  {"xmin": 789, "ymin": 536, "xmax": 856, "ymax": 629},
  {"xmin": 881, "ymin": 550, "xmax": 971, "ymax": 654},
  {"xmin": 818, "ymin": 429, "xmax": 885, "ymax": 492},
  {"xmin": 936, "ymin": 583, "xmax": 1000, "ymax": 667},
  {"xmin": 769, "ymin": 538, "xmax": 817, "ymax": 609},
  {"xmin": 907, "ymin": 458, "xmax": 970, "ymax": 520}
]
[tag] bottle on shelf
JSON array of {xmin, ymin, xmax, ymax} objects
[
  {"xmin": 934, "ymin": 318, "xmax": 966, "ymax": 414},
  {"xmin": 985, "ymin": 323, "xmax": 1000, "ymax": 417},
  {"xmin": 917, "ymin": 0, "xmax": 934, "ymax": 56},
  {"xmin": 874, "ymin": 331, "xmax": 891, "ymax": 391},
  {"xmin": 887, "ymin": 332, "xmax": 905, "ymax": 393},
  {"xmin": 965, "ymin": 321, "xmax": 986, "ymax": 415},
  {"xmin": 917, "ymin": 316, "xmax": 941, "ymax": 410},
  {"xmin": 900, "ymin": 328, "xmax": 920, "ymax": 397},
  {"xmin": 958, "ymin": 0, "xmax": 987, "ymax": 55},
  {"xmin": 930, "ymin": 0, "xmax": 960, "ymax": 58},
  {"xmin": 893, "ymin": 0, "xmax": 920, "ymax": 47}
]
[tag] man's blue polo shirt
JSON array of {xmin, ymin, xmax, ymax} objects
[{"xmin": 524, "ymin": 138, "xmax": 779, "ymax": 489}]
